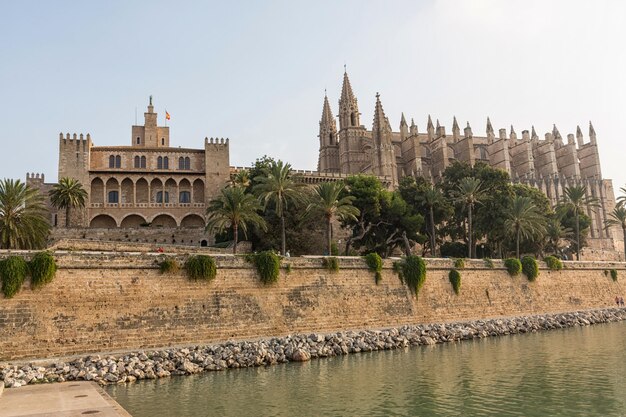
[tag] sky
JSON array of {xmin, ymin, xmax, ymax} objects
[{"xmin": 1, "ymin": 0, "xmax": 625, "ymax": 193}]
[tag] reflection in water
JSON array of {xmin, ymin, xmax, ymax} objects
[{"xmin": 108, "ymin": 322, "xmax": 626, "ymax": 417}]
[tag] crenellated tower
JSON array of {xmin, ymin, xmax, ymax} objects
[{"xmin": 57, "ymin": 132, "xmax": 92, "ymax": 227}]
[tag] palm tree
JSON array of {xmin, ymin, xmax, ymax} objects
[
  {"xmin": 253, "ymin": 160, "xmax": 305, "ymax": 255},
  {"xmin": 231, "ymin": 169, "xmax": 251, "ymax": 188},
  {"xmin": 544, "ymin": 217, "xmax": 570, "ymax": 256},
  {"xmin": 557, "ymin": 185, "xmax": 599, "ymax": 261},
  {"xmin": 605, "ymin": 205, "xmax": 626, "ymax": 261},
  {"xmin": 49, "ymin": 177, "xmax": 88, "ymax": 228},
  {"xmin": 417, "ymin": 184, "xmax": 444, "ymax": 257},
  {"xmin": 453, "ymin": 177, "xmax": 485, "ymax": 258},
  {"xmin": 0, "ymin": 178, "xmax": 50, "ymax": 249},
  {"xmin": 504, "ymin": 196, "xmax": 546, "ymax": 259},
  {"xmin": 617, "ymin": 186, "xmax": 626, "ymax": 207},
  {"xmin": 308, "ymin": 182, "xmax": 360, "ymax": 255},
  {"xmin": 205, "ymin": 186, "xmax": 267, "ymax": 254}
]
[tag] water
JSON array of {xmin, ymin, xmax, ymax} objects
[{"xmin": 107, "ymin": 322, "xmax": 626, "ymax": 416}]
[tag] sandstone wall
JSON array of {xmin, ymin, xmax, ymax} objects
[{"xmin": 0, "ymin": 253, "xmax": 624, "ymax": 361}]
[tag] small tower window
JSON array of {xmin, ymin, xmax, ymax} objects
[
  {"xmin": 350, "ymin": 112, "xmax": 356, "ymax": 127},
  {"xmin": 185, "ymin": 157, "xmax": 190, "ymax": 170},
  {"xmin": 115, "ymin": 155, "xmax": 121, "ymax": 168},
  {"xmin": 329, "ymin": 133, "xmax": 334, "ymax": 145},
  {"xmin": 178, "ymin": 157, "xmax": 185, "ymax": 170},
  {"xmin": 109, "ymin": 155, "xmax": 115, "ymax": 168},
  {"xmin": 134, "ymin": 156, "xmax": 140, "ymax": 168},
  {"xmin": 136, "ymin": 137, "xmax": 141, "ymax": 144},
  {"xmin": 161, "ymin": 138, "xmax": 165, "ymax": 145},
  {"xmin": 157, "ymin": 156, "xmax": 163, "ymax": 169},
  {"xmin": 140, "ymin": 156, "xmax": 146, "ymax": 168},
  {"xmin": 163, "ymin": 156, "xmax": 169, "ymax": 169}
]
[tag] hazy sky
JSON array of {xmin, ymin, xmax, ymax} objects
[{"xmin": 1, "ymin": 0, "xmax": 625, "ymax": 193}]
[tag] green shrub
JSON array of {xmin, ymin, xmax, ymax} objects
[
  {"xmin": 184, "ymin": 255, "xmax": 217, "ymax": 281},
  {"xmin": 521, "ymin": 256, "xmax": 539, "ymax": 281},
  {"xmin": 330, "ymin": 242, "xmax": 339, "ymax": 256},
  {"xmin": 543, "ymin": 256, "xmax": 563, "ymax": 271},
  {"xmin": 247, "ymin": 251, "xmax": 280, "ymax": 285},
  {"xmin": 610, "ymin": 269, "xmax": 618, "ymax": 282},
  {"xmin": 449, "ymin": 269, "xmax": 461, "ymax": 295},
  {"xmin": 504, "ymin": 258, "xmax": 522, "ymax": 276},
  {"xmin": 159, "ymin": 257, "xmax": 180, "ymax": 274},
  {"xmin": 29, "ymin": 252, "xmax": 57, "ymax": 289},
  {"xmin": 483, "ymin": 258, "xmax": 494, "ymax": 268},
  {"xmin": 392, "ymin": 261, "xmax": 404, "ymax": 284},
  {"xmin": 0, "ymin": 256, "xmax": 29, "ymax": 298},
  {"xmin": 364, "ymin": 253, "xmax": 383, "ymax": 284},
  {"xmin": 284, "ymin": 263, "xmax": 292, "ymax": 273},
  {"xmin": 322, "ymin": 256, "xmax": 339, "ymax": 272},
  {"xmin": 454, "ymin": 258, "xmax": 465, "ymax": 269},
  {"xmin": 398, "ymin": 255, "xmax": 426, "ymax": 297}
]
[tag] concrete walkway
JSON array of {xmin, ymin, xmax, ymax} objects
[{"xmin": 0, "ymin": 382, "xmax": 132, "ymax": 417}]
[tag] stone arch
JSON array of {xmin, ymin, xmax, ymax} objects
[
  {"xmin": 121, "ymin": 178, "xmax": 133, "ymax": 204},
  {"xmin": 91, "ymin": 178, "xmax": 104, "ymax": 204},
  {"xmin": 120, "ymin": 214, "xmax": 146, "ymax": 228},
  {"xmin": 193, "ymin": 179, "xmax": 205, "ymax": 203},
  {"xmin": 179, "ymin": 179, "xmax": 191, "ymax": 204},
  {"xmin": 90, "ymin": 214, "xmax": 117, "ymax": 228},
  {"xmin": 105, "ymin": 178, "xmax": 119, "ymax": 204},
  {"xmin": 181, "ymin": 214, "xmax": 205, "ymax": 228},
  {"xmin": 165, "ymin": 178, "xmax": 177, "ymax": 204},
  {"xmin": 150, "ymin": 178, "xmax": 163, "ymax": 203},
  {"xmin": 136, "ymin": 178, "xmax": 149, "ymax": 204},
  {"xmin": 151, "ymin": 213, "xmax": 178, "ymax": 228}
]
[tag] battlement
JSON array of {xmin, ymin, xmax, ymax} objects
[
  {"xmin": 59, "ymin": 132, "xmax": 91, "ymax": 143},
  {"xmin": 26, "ymin": 172, "xmax": 45, "ymax": 184},
  {"xmin": 205, "ymin": 137, "xmax": 229, "ymax": 145}
]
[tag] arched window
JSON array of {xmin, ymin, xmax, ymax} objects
[
  {"xmin": 184, "ymin": 157, "xmax": 190, "ymax": 170},
  {"xmin": 115, "ymin": 155, "xmax": 121, "ymax": 168},
  {"xmin": 109, "ymin": 155, "xmax": 115, "ymax": 168},
  {"xmin": 179, "ymin": 157, "xmax": 185, "ymax": 170},
  {"xmin": 136, "ymin": 137, "xmax": 141, "ymax": 145},
  {"xmin": 350, "ymin": 112, "xmax": 356, "ymax": 126},
  {"xmin": 163, "ymin": 156, "xmax": 169, "ymax": 169},
  {"xmin": 179, "ymin": 191, "xmax": 191, "ymax": 204},
  {"xmin": 161, "ymin": 138, "xmax": 165, "ymax": 145},
  {"xmin": 134, "ymin": 156, "xmax": 140, "ymax": 168},
  {"xmin": 140, "ymin": 156, "xmax": 146, "ymax": 168},
  {"xmin": 329, "ymin": 133, "xmax": 334, "ymax": 145},
  {"xmin": 157, "ymin": 156, "xmax": 163, "ymax": 169},
  {"xmin": 156, "ymin": 191, "xmax": 169, "ymax": 203},
  {"xmin": 108, "ymin": 191, "xmax": 119, "ymax": 203}
]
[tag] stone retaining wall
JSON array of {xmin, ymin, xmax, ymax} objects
[{"xmin": 0, "ymin": 252, "xmax": 625, "ymax": 361}]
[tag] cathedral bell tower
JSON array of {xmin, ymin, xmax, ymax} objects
[
  {"xmin": 337, "ymin": 70, "xmax": 367, "ymax": 174},
  {"xmin": 317, "ymin": 92, "xmax": 340, "ymax": 172}
]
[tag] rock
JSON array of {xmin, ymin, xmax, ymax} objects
[
  {"xmin": 104, "ymin": 373, "xmax": 119, "ymax": 383},
  {"xmin": 290, "ymin": 348, "xmax": 311, "ymax": 362}
]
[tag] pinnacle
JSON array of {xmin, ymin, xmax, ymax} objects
[
  {"xmin": 486, "ymin": 117, "xmax": 494, "ymax": 134},
  {"xmin": 552, "ymin": 124, "xmax": 562, "ymax": 140},
  {"xmin": 436, "ymin": 119, "xmax": 441, "ymax": 129},
  {"xmin": 340, "ymin": 71, "xmax": 356, "ymax": 105},
  {"xmin": 372, "ymin": 93, "xmax": 389, "ymax": 132},
  {"xmin": 531, "ymin": 125, "xmax": 538, "ymax": 139},
  {"xmin": 411, "ymin": 118, "xmax": 416, "ymax": 127},
  {"xmin": 589, "ymin": 121, "xmax": 596, "ymax": 136},
  {"xmin": 510, "ymin": 124, "xmax": 516, "ymax": 135},
  {"xmin": 576, "ymin": 125, "xmax": 583, "ymax": 137},
  {"xmin": 452, "ymin": 116, "xmax": 459, "ymax": 131},
  {"xmin": 400, "ymin": 112, "xmax": 407, "ymax": 127},
  {"xmin": 320, "ymin": 94, "xmax": 336, "ymax": 128}
]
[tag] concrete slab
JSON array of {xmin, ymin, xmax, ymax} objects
[{"xmin": 0, "ymin": 382, "xmax": 131, "ymax": 417}]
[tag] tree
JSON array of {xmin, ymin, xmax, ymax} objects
[
  {"xmin": 453, "ymin": 177, "xmax": 485, "ymax": 258},
  {"xmin": 230, "ymin": 169, "xmax": 251, "ymax": 188},
  {"xmin": 341, "ymin": 175, "xmax": 385, "ymax": 255},
  {"xmin": 417, "ymin": 184, "xmax": 445, "ymax": 257},
  {"xmin": 543, "ymin": 216, "xmax": 571, "ymax": 256},
  {"xmin": 0, "ymin": 179, "xmax": 50, "ymax": 249},
  {"xmin": 557, "ymin": 185, "xmax": 599, "ymax": 260},
  {"xmin": 503, "ymin": 196, "xmax": 546, "ymax": 259},
  {"xmin": 617, "ymin": 186, "xmax": 626, "ymax": 207},
  {"xmin": 308, "ymin": 181, "xmax": 359, "ymax": 255},
  {"xmin": 605, "ymin": 205, "xmax": 626, "ymax": 261},
  {"xmin": 49, "ymin": 177, "xmax": 88, "ymax": 228},
  {"xmin": 253, "ymin": 160, "xmax": 305, "ymax": 255},
  {"xmin": 205, "ymin": 186, "xmax": 267, "ymax": 254}
]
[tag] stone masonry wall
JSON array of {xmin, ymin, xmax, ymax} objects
[{"xmin": 0, "ymin": 253, "xmax": 624, "ymax": 361}]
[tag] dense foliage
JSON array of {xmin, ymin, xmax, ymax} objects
[
  {"xmin": 322, "ymin": 256, "xmax": 339, "ymax": 272},
  {"xmin": 610, "ymin": 269, "xmax": 618, "ymax": 282},
  {"xmin": 454, "ymin": 258, "xmax": 465, "ymax": 269},
  {"xmin": 247, "ymin": 250, "xmax": 281, "ymax": 285},
  {"xmin": 0, "ymin": 179, "xmax": 50, "ymax": 249},
  {"xmin": 0, "ymin": 256, "xmax": 28, "ymax": 298},
  {"xmin": 504, "ymin": 258, "xmax": 522, "ymax": 276},
  {"xmin": 159, "ymin": 257, "xmax": 180, "ymax": 274},
  {"xmin": 543, "ymin": 256, "xmax": 563, "ymax": 271},
  {"xmin": 449, "ymin": 269, "xmax": 461, "ymax": 295},
  {"xmin": 364, "ymin": 252, "xmax": 383, "ymax": 284},
  {"xmin": 184, "ymin": 255, "xmax": 217, "ymax": 281},
  {"xmin": 395, "ymin": 255, "xmax": 427, "ymax": 297},
  {"xmin": 29, "ymin": 251, "xmax": 57, "ymax": 289},
  {"xmin": 521, "ymin": 256, "xmax": 539, "ymax": 281}
]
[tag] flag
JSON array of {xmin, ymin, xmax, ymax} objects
[{"xmin": 165, "ymin": 110, "xmax": 171, "ymax": 120}]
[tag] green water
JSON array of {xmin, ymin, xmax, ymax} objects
[{"xmin": 107, "ymin": 321, "xmax": 626, "ymax": 416}]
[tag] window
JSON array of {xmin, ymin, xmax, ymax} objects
[
  {"xmin": 134, "ymin": 156, "xmax": 140, "ymax": 168},
  {"xmin": 161, "ymin": 138, "xmax": 165, "ymax": 145},
  {"xmin": 115, "ymin": 155, "xmax": 121, "ymax": 168},
  {"xmin": 108, "ymin": 191, "xmax": 119, "ymax": 204},
  {"xmin": 157, "ymin": 156, "xmax": 163, "ymax": 169},
  {"xmin": 329, "ymin": 133, "xmax": 334, "ymax": 145},
  {"xmin": 109, "ymin": 155, "xmax": 115, "ymax": 168},
  {"xmin": 136, "ymin": 137, "xmax": 141, "ymax": 144},
  {"xmin": 185, "ymin": 157, "xmax": 190, "ymax": 170},
  {"xmin": 178, "ymin": 157, "xmax": 185, "ymax": 170},
  {"xmin": 140, "ymin": 156, "xmax": 146, "ymax": 168},
  {"xmin": 156, "ymin": 191, "xmax": 169, "ymax": 203},
  {"xmin": 163, "ymin": 156, "xmax": 169, "ymax": 169},
  {"xmin": 350, "ymin": 112, "xmax": 356, "ymax": 126},
  {"xmin": 179, "ymin": 191, "xmax": 191, "ymax": 204}
]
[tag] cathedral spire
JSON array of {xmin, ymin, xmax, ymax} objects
[
  {"xmin": 427, "ymin": 115, "xmax": 435, "ymax": 139},
  {"xmin": 531, "ymin": 125, "xmax": 538, "ymax": 140},
  {"xmin": 400, "ymin": 112, "xmax": 407, "ymax": 127},
  {"xmin": 552, "ymin": 124, "xmax": 562, "ymax": 141},
  {"xmin": 320, "ymin": 93, "xmax": 335, "ymax": 128},
  {"xmin": 410, "ymin": 118, "xmax": 417, "ymax": 135},
  {"xmin": 589, "ymin": 121, "xmax": 596, "ymax": 144},
  {"xmin": 372, "ymin": 93, "xmax": 390, "ymax": 133},
  {"xmin": 452, "ymin": 116, "xmax": 460, "ymax": 140},
  {"xmin": 576, "ymin": 125, "xmax": 584, "ymax": 147},
  {"xmin": 486, "ymin": 117, "xmax": 494, "ymax": 135},
  {"xmin": 338, "ymin": 70, "xmax": 360, "ymax": 129}
]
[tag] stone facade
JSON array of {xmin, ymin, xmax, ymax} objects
[
  {"xmin": 27, "ymin": 98, "xmax": 230, "ymax": 232},
  {"xmin": 0, "ymin": 252, "xmax": 624, "ymax": 361},
  {"xmin": 317, "ymin": 71, "xmax": 621, "ymax": 252}
]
